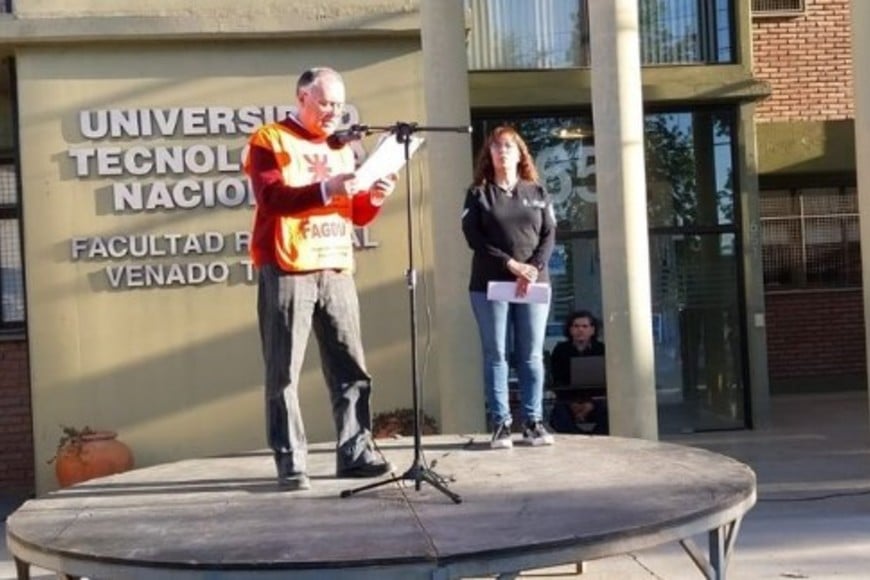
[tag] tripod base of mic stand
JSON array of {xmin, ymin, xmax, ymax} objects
[{"xmin": 340, "ymin": 462, "xmax": 462, "ymax": 504}]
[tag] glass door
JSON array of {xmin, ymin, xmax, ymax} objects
[{"xmin": 651, "ymin": 233, "xmax": 745, "ymax": 431}]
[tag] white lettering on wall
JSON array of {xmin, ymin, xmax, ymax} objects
[
  {"xmin": 112, "ymin": 179, "xmax": 252, "ymax": 211},
  {"xmin": 71, "ymin": 232, "xmax": 227, "ymax": 260},
  {"xmin": 68, "ymin": 145, "xmax": 241, "ymax": 177},
  {"xmin": 106, "ymin": 262, "xmax": 232, "ymax": 288},
  {"xmin": 78, "ymin": 106, "xmax": 297, "ymax": 139},
  {"xmin": 233, "ymin": 232, "xmax": 251, "ymax": 253}
]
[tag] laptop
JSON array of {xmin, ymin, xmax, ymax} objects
[{"xmin": 569, "ymin": 356, "xmax": 607, "ymax": 390}]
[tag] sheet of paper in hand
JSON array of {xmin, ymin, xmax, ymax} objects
[
  {"xmin": 486, "ymin": 281, "xmax": 552, "ymax": 304},
  {"xmin": 353, "ymin": 133, "xmax": 425, "ymax": 191}
]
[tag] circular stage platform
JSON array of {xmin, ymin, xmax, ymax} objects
[{"xmin": 6, "ymin": 434, "xmax": 755, "ymax": 580}]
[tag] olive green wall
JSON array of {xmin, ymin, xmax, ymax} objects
[
  {"xmin": 13, "ymin": 0, "xmax": 412, "ymax": 17},
  {"xmin": 18, "ymin": 38, "xmax": 427, "ymax": 493},
  {"xmin": 756, "ymin": 120, "xmax": 856, "ymax": 175},
  {"xmin": 6, "ymin": 0, "xmax": 418, "ymax": 33},
  {"xmin": 469, "ymin": 66, "xmax": 768, "ymax": 109}
]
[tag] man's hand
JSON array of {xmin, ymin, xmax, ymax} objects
[
  {"xmin": 368, "ymin": 173, "xmax": 398, "ymax": 206},
  {"xmin": 324, "ymin": 173, "xmax": 356, "ymax": 197}
]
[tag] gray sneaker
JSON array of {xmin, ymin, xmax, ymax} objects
[
  {"xmin": 490, "ymin": 422, "xmax": 513, "ymax": 449},
  {"xmin": 522, "ymin": 420, "xmax": 555, "ymax": 446},
  {"xmin": 277, "ymin": 472, "xmax": 311, "ymax": 491}
]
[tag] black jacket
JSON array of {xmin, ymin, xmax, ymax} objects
[
  {"xmin": 461, "ymin": 181, "xmax": 556, "ymax": 292},
  {"xmin": 549, "ymin": 339, "xmax": 606, "ymax": 386}
]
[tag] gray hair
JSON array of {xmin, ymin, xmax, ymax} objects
[{"xmin": 296, "ymin": 67, "xmax": 342, "ymax": 96}]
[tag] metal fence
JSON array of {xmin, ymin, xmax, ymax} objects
[{"xmin": 760, "ymin": 187, "xmax": 861, "ymax": 291}]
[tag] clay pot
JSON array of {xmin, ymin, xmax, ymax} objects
[
  {"xmin": 54, "ymin": 430, "xmax": 134, "ymax": 488},
  {"xmin": 372, "ymin": 410, "xmax": 439, "ymax": 439}
]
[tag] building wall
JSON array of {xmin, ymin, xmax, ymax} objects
[
  {"xmin": 0, "ymin": 2, "xmax": 446, "ymax": 495},
  {"xmin": 11, "ymin": 0, "xmax": 417, "ymax": 23},
  {"xmin": 752, "ymin": 0, "xmax": 863, "ymax": 389},
  {"xmin": 753, "ymin": 0, "xmax": 853, "ymax": 122},
  {"xmin": 0, "ymin": 339, "xmax": 33, "ymax": 492},
  {"xmin": 765, "ymin": 290, "xmax": 866, "ymax": 388},
  {"xmin": 14, "ymin": 37, "xmax": 435, "ymax": 494},
  {"xmin": 0, "ymin": 1, "xmax": 488, "ymax": 495}
]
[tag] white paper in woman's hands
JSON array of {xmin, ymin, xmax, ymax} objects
[
  {"xmin": 353, "ymin": 134, "xmax": 424, "ymax": 191},
  {"xmin": 486, "ymin": 281, "xmax": 552, "ymax": 304}
]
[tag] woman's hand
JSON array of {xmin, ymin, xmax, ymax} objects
[
  {"xmin": 515, "ymin": 277, "xmax": 530, "ymax": 298},
  {"xmin": 506, "ymin": 258, "xmax": 539, "ymax": 282}
]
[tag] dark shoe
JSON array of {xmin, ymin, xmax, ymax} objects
[
  {"xmin": 277, "ymin": 472, "xmax": 311, "ymax": 491},
  {"xmin": 490, "ymin": 421, "xmax": 513, "ymax": 449},
  {"xmin": 336, "ymin": 458, "xmax": 394, "ymax": 478},
  {"xmin": 522, "ymin": 420, "xmax": 555, "ymax": 446}
]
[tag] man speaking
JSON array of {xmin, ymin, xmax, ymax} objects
[{"xmin": 244, "ymin": 66, "xmax": 397, "ymax": 491}]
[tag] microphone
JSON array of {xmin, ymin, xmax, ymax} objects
[{"xmin": 327, "ymin": 124, "xmax": 369, "ymax": 149}]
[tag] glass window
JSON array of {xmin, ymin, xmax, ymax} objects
[
  {"xmin": 639, "ymin": 0, "xmax": 702, "ymax": 64},
  {"xmin": 466, "ymin": 0, "xmax": 734, "ymax": 70},
  {"xmin": 645, "ymin": 110, "xmax": 735, "ymax": 228},
  {"xmin": 639, "ymin": 0, "xmax": 735, "ymax": 65},
  {"xmin": 545, "ymin": 237, "xmax": 602, "ymax": 347},
  {"xmin": 760, "ymin": 186, "xmax": 861, "ymax": 291},
  {"xmin": 715, "ymin": 0, "xmax": 734, "ymax": 61},
  {"xmin": 0, "ymin": 58, "xmax": 23, "ymax": 330},
  {"xmin": 465, "ymin": 0, "xmax": 589, "ymax": 70},
  {"xmin": 650, "ymin": 232, "xmax": 745, "ymax": 431},
  {"xmin": 473, "ymin": 116, "xmax": 598, "ymax": 232},
  {"xmin": 555, "ymin": 231, "xmax": 748, "ymax": 432},
  {"xmin": 0, "ymin": 163, "xmax": 24, "ymax": 328},
  {"xmin": 0, "ymin": 217, "xmax": 24, "ymax": 325}
]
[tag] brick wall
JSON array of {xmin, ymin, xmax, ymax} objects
[
  {"xmin": 753, "ymin": 0, "xmax": 853, "ymax": 122},
  {"xmin": 766, "ymin": 290, "xmax": 866, "ymax": 381},
  {"xmin": 0, "ymin": 339, "xmax": 34, "ymax": 493}
]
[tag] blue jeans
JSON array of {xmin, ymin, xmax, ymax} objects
[{"xmin": 469, "ymin": 291, "xmax": 550, "ymax": 427}]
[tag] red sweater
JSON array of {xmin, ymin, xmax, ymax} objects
[{"xmin": 245, "ymin": 117, "xmax": 382, "ymax": 268}]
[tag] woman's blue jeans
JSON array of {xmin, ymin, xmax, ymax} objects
[{"xmin": 470, "ymin": 291, "xmax": 550, "ymax": 427}]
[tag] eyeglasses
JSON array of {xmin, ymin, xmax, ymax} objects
[
  {"xmin": 312, "ymin": 96, "xmax": 344, "ymax": 112},
  {"xmin": 323, "ymin": 100, "xmax": 344, "ymax": 112}
]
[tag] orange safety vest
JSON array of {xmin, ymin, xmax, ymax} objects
[{"xmin": 247, "ymin": 123, "xmax": 356, "ymax": 272}]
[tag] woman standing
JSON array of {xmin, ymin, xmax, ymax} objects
[{"xmin": 461, "ymin": 125, "xmax": 556, "ymax": 449}]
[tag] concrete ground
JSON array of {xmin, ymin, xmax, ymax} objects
[{"xmin": 3, "ymin": 391, "xmax": 870, "ymax": 579}]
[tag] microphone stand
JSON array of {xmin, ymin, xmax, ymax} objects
[{"xmin": 340, "ymin": 122, "xmax": 470, "ymax": 504}]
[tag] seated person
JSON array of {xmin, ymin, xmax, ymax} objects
[
  {"xmin": 550, "ymin": 397, "xmax": 609, "ymax": 435},
  {"xmin": 550, "ymin": 310, "xmax": 605, "ymax": 386},
  {"xmin": 548, "ymin": 310, "xmax": 609, "ymax": 435}
]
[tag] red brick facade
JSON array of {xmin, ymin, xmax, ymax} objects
[
  {"xmin": 0, "ymin": 339, "xmax": 34, "ymax": 493},
  {"xmin": 753, "ymin": 0, "xmax": 853, "ymax": 122},
  {"xmin": 765, "ymin": 290, "xmax": 866, "ymax": 381}
]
